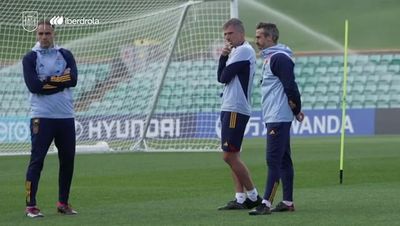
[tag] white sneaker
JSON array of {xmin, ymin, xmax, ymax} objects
[
  {"xmin": 57, "ymin": 202, "xmax": 78, "ymax": 215},
  {"xmin": 25, "ymin": 206, "xmax": 44, "ymax": 218}
]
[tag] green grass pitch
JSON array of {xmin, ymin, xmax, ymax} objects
[
  {"xmin": 240, "ymin": 0, "xmax": 400, "ymax": 51},
  {"xmin": 1, "ymin": 135, "xmax": 399, "ymax": 226}
]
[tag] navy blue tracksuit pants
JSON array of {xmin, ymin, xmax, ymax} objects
[
  {"xmin": 25, "ymin": 118, "xmax": 76, "ymax": 206},
  {"xmin": 263, "ymin": 122, "xmax": 294, "ymax": 203}
]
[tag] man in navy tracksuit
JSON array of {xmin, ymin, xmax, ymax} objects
[
  {"xmin": 23, "ymin": 20, "xmax": 78, "ymax": 217},
  {"xmin": 249, "ymin": 22, "xmax": 304, "ymax": 215}
]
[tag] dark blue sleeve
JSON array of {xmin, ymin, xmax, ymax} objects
[
  {"xmin": 22, "ymin": 51, "xmax": 64, "ymax": 95},
  {"xmin": 46, "ymin": 48, "xmax": 78, "ymax": 88},
  {"xmin": 217, "ymin": 55, "xmax": 250, "ymax": 84},
  {"xmin": 270, "ymin": 53, "xmax": 302, "ymax": 115},
  {"xmin": 217, "ymin": 55, "xmax": 228, "ymax": 82}
]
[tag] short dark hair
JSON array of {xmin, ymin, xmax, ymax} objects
[
  {"xmin": 223, "ymin": 18, "xmax": 244, "ymax": 33},
  {"xmin": 37, "ymin": 19, "xmax": 55, "ymax": 29},
  {"xmin": 256, "ymin": 22, "xmax": 279, "ymax": 43}
]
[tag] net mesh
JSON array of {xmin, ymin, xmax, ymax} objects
[{"xmin": 0, "ymin": 0, "xmax": 231, "ymax": 154}]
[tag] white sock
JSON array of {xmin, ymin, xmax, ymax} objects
[
  {"xmin": 235, "ymin": 192, "xmax": 246, "ymax": 204},
  {"xmin": 261, "ymin": 199, "xmax": 272, "ymax": 207},
  {"xmin": 246, "ymin": 188, "xmax": 258, "ymax": 202},
  {"xmin": 282, "ymin": 200, "xmax": 293, "ymax": 206}
]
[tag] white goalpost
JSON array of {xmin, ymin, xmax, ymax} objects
[{"xmin": 0, "ymin": 0, "xmax": 233, "ymax": 155}]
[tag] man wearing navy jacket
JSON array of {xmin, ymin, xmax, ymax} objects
[
  {"xmin": 23, "ymin": 20, "xmax": 78, "ymax": 217},
  {"xmin": 249, "ymin": 22, "xmax": 304, "ymax": 215}
]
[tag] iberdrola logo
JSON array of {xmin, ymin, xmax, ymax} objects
[
  {"xmin": 49, "ymin": 16, "xmax": 64, "ymax": 25},
  {"xmin": 49, "ymin": 16, "xmax": 99, "ymax": 26}
]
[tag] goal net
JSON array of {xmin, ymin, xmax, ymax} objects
[{"xmin": 0, "ymin": 0, "xmax": 232, "ymax": 155}]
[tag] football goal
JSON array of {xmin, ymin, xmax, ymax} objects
[{"xmin": 0, "ymin": 0, "xmax": 236, "ymax": 155}]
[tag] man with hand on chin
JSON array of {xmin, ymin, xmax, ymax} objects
[{"xmin": 217, "ymin": 18, "xmax": 262, "ymax": 211}]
